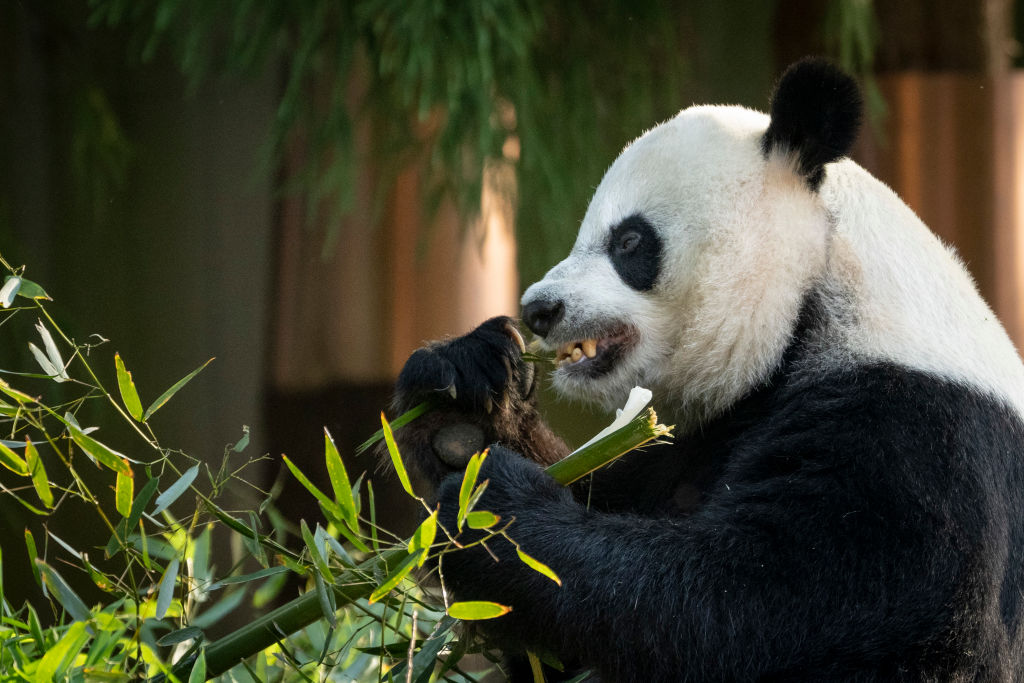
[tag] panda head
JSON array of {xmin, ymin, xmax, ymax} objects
[{"xmin": 521, "ymin": 58, "xmax": 862, "ymax": 420}]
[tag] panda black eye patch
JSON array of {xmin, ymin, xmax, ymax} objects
[{"xmin": 607, "ymin": 214, "xmax": 662, "ymax": 291}]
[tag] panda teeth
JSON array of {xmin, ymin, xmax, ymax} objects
[{"xmin": 556, "ymin": 339, "xmax": 599, "ymax": 366}]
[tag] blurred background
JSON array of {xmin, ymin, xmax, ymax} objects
[{"xmin": 2, "ymin": 0, "xmax": 1024, "ymax": 615}]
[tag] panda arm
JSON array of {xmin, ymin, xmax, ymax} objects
[{"xmin": 438, "ymin": 366, "xmax": 1006, "ymax": 680}]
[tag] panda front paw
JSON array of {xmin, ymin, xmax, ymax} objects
[
  {"xmin": 395, "ymin": 316, "xmax": 535, "ymax": 417},
  {"xmin": 436, "ymin": 445, "xmax": 574, "ymax": 599},
  {"xmin": 385, "ymin": 317, "xmax": 542, "ymax": 495}
]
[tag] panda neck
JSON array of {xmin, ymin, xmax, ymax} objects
[{"xmin": 663, "ymin": 278, "xmax": 839, "ymax": 436}]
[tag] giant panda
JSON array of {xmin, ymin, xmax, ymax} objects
[{"xmin": 388, "ymin": 58, "xmax": 1024, "ymax": 681}]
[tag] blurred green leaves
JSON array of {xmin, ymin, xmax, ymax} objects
[
  {"xmin": 85, "ymin": 1, "xmax": 878, "ymax": 283},
  {"xmin": 83, "ymin": 1, "xmax": 686, "ymax": 284}
]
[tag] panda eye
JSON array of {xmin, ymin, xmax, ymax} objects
[
  {"xmin": 607, "ymin": 214, "xmax": 661, "ymax": 291},
  {"xmin": 616, "ymin": 231, "xmax": 641, "ymax": 255}
]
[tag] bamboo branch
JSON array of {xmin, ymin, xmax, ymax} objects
[{"xmin": 177, "ymin": 406, "xmax": 671, "ymax": 680}]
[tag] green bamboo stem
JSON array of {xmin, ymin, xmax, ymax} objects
[
  {"xmin": 185, "ymin": 408, "xmax": 670, "ymax": 681},
  {"xmin": 173, "ymin": 547, "xmax": 408, "ymax": 680},
  {"xmin": 545, "ymin": 408, "xmax": 670, "ymax": 485}
]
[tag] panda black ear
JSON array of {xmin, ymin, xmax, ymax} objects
[{"xmin": 762, "ymin": 57, "xmax": 863, "ymax": 191}]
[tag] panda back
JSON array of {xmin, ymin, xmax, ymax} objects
[{"xmin": 818, "ymin": 159, "xmax": 1024, "ymax": 418}]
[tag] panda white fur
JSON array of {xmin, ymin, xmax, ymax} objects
[{"xmin": 390, "ymin": 58, "xmax": 1024, "ymax": 681}]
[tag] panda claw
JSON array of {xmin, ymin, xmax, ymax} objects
[
  {"xmin": 505, "ymin": 321, "xmax": 527, "ymax": 353},
  {"xmin": 448, "ymin": 384, "xmax": 458, "ymax": 400},
  {"xmin": 522, "ymin": 362, "xmax": 535, "ymax": 397},
  {"xmin": 484, "ymin": 396, "xmax": 494, "ymax": 414}
]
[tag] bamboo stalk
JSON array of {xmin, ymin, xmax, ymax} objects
[
  {"xmin": 194, "ymin": 547, "xmax": 407, "ymax": 679},
  {"xmin": 545, "ymin": 408, "xmax": 670, "ymax": 485},
  {"xmin": 183, "ymin": 408, "xmax": 671, "ymax": 680}
]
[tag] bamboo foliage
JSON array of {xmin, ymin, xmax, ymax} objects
[{"xmin": 0, "ymin": 255, "xmax": 672, "ymax": 681}]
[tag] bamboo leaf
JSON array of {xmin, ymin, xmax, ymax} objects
[
  {"xmin": 187, "ymin": 648, "xmax": 206, "ymax": 683},
  {"xmin": 158, "ymin": 627, "xmax": 204, "ymax": 647},
  {"xmin": 313, "ymin": 524, "xmax": 343, "ymax": 567},
  {"xmin": 516, "ymin": 546, "xmax": 561, "ymax": 586},
  {"xmin": 25, "ymin": 529, "xmax": 41, "ymax": 588},
  {"xmin": 446, "ymin": 600, "xmax": 511, "ymax": 620},
  {"xmin": 282, "ymin": 454, "xmax": 344, "ymax": 522},
  {"xmin": 312, "ymin": 569, "xmax": 337, "ymax": 628},
  {"xmin": 0, "ymin": 276, "xmax": 20, "ymax": 308},
  {"xmin": 27, "ymin": 602, "xmax": 44, "ymax": 648},
  {"xmin": 244, "ymin": 511, "xmax": 267, "ymax": 567},
  {"xmin": 252, "ymin": 568, "xmax": 290, "ymax": 608},
  {"xmin": 25, "ymin": 439, "xmax": 53, "ymax": 508},
  {"xmin": 28, "ymin": 342, "xmax": 63, "ymax": 381},
  {"xmin": 365, "ymin": 478, "xmax": 376, "ymax": 550},
  {"xmin": 68, "ymin": 424, "xmax": 134, "ymax": 475},
  {"xmin": 358, "ymin": 640, "xmax": 414, "ymax": 658},
  {"xmin": 36, "ymin": 620, "xmax": 89, "ymax": 682},
  {"xmin": 34, "ymin": 320, "xmax": 68, "ymax": 382},
  {"xmin": 457, "ymin": 449, "xmax": 488, "ymax": 531},
  {"xmin": 107, "ymin": 475, "xmax": 160, "ymax": 557},
  {"xmin": 380, "ymin": 412, "xmax": 414, "ymax": 497},
  {"xmin": 324, "ymin": 428, "xmax": 358, "ymax": 532},
  {"xmin": 411, "ymin": 616, "xmax": 457, "ymax": 683},
  {"xmin": 528, "ymin": 651, "xmax": 545, "ymax": 683},
  {"xmin": 209, "ymin": 566, "xmax": 290, "ymax": 589},
  {"xmin": 15, "ymin": 277, "xmax": 51, "ymax": 301},
  {"xmin": 231, "ymin": 425, "xmax": 250, "ymax": 452},
  {"xmin": 82, "ymin": 555, "xmax": 116, "ymax": 593},
  {"xmin": 355, "ymin": 401, "xmax": 431, "ymax": 454},
  {"xmin": 368, "ymin": 551, "xmax": 422, "ymax": 604},
  {"xmin": 191, "ymin": 588, "xmax": 246, "ymax": 630},
  {"xmin": 142, "ymin": 358, "xmax": 213, "ymax": 421},
  {"xmin": 46, "ymin": 529, "xmax": 79, "ymax": 557},
  {"xmin": 37, "ymin": 560, "xmax": 91, "ymax": 622},
  {"xmin": 351, "ymin": 472, "xmax": 364, "ymax": 518},
  {"xmin": 152, "ymin": 465, "xmax": 198, "ymax": 515},
  {"xmin": 115, "ymin": 467, "xmax": 134, "ymax": 518},
  {"xmin": 156, "ymin": 557, "xmax": 180, "ymax": 620},
  {"xmin": 0, "ymin": 440, "xmax": 28, "ymax": 475},
  {"xmin": 114, "ymin": 353, "xmax": 144, "ymax": 421},
  {"xmin": 464, "ymin": 480, "xmax": 490, "ymax": 518},
  {"xmin": 191, "ymin": 525, "xmax": 211, "ymax": 588},
  {"xmin": 1, "ymin": 485, "xmax": 47, "ymax": 515},
  {"xmin": 408, "ymin": 510, "xmax": 437, "ymax": 566},
  {"xmin": 300, "ymin": 519, "xmax": 332, "ymax": 582},
  {"xmin": 0, "ymin": 379, "xmax": 35, "ymax": 404},
  {"xmin": 323, "ymin": 532, "xmax": 356, "ymax": 567},
  {"xmin": 203, "ymin": 500, "xmax": 299, "ymax": 562},
  {"xmin": 466, "ymin": 510, "xmax": 500, "ymax": 529}
]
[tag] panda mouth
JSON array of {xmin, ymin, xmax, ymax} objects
[{"xmin": 553, "ymin": 327, "xmax": 634, "ymax": 377}]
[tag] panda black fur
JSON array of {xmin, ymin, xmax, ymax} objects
[{"xmin": 389, "ymin": 58, "xmax": 1024, "ymax": 681}]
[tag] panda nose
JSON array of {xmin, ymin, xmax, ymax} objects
[{"xmin": 522, "ymin": 299, "xmax": 565, "ymax": 338}]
